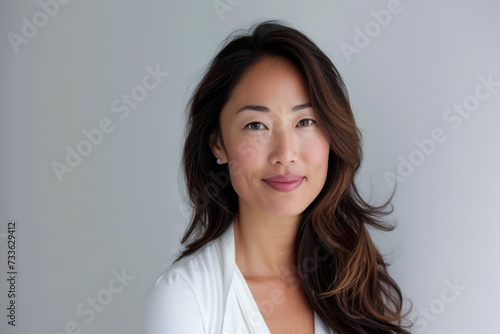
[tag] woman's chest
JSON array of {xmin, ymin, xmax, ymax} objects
[{"xmin": 246, "ymin": 278, "xmax": 315, "ymax": 334}]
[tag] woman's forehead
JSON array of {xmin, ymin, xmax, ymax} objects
[{"xmin": 226, "ymin": 57, "xmax": 309, "ymax": 107}]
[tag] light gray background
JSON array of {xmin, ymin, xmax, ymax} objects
[{"xmin": 1, "ymin": 0, "xmax": 499, "ymax": 333}]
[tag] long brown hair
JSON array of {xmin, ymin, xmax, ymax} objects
[{"xmin": 176, "ymin": 20, "xmax": 412, "ymax": 333}]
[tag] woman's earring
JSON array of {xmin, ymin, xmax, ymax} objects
[{"xmin": 216, "ymin": 158, "xmax": 222, "ymax": 165}]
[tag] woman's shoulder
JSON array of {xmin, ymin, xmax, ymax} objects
[
  {"xmin": 152, "ymin": 238, "xmax": 223, "ymax": 290},
  {"xmin": 143, "ymin": 240, "xmax": 227, "ymax": 333},
  {"xmin": 169, "ymin": 239, "xmax": 222, "ymax": 280},
  {"xmin": 143, "ymin": 266, "xmax": 208, "ymax": 333}
]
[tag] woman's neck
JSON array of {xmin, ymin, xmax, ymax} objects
[{"xmin": 234, "ymin": 211, "xmax": 301, "ymax": 279}]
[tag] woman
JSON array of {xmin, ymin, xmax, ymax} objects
[{"xmin": 143, "ymin": 20, "xmax": 412, "ymax": 334}]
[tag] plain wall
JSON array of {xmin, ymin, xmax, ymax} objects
[{"xmin": 1, "ymin": 0, "xmax": 499, "ymax": 333}]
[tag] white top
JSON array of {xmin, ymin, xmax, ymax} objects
[{"xmin": 143, "ymin": 220, "xmax": 335, "ymax": 334}]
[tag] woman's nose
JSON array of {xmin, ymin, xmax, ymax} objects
[{"xmin": 269, "ymin": 126, "xmax": 299, "ymax": 165}]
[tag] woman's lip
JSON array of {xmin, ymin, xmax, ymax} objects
[
  {"xmin": 263, "ymin": 177, "xmax": 304, "ymax": 192},
  {"xmin": 263, "ymin": 174, "xmax": 303, "ymax": 182}
]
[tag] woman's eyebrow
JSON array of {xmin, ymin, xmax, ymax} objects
[{"xmin": 236, "ymin": 102, "xmax": 312, "ymax": 114}]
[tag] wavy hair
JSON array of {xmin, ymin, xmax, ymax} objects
[{"xmin": 175, "ymin": 20, "xmax": 412, "ymax": 333}]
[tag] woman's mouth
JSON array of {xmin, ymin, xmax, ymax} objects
[{"xmin": 262, "ymin": 175, "xmax": 304, "ymax": 192}]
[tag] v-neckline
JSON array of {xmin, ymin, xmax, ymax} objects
[{"xmin": 233, "ymin": 263, "xmax": 318, "ymax": 333}]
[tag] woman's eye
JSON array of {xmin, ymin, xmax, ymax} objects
[
  {"xmin": 298, "ymin": 119, "xmax": 316, "ymax": 127},
  {"xmin": 245, "ymin": 119, "xmax": 316, "ymax": 130},
  {"xmin": 245, "ymin": 122, "xmax": 265, "ymax": 130}
]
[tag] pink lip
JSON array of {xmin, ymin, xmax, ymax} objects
[{"xmin": 263, "ymin": 174, "xmax": 304, "ymax": 192}]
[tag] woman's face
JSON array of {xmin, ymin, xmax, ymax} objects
[{"xmin": 210, "ymin": 57, "xmax": 330, "ymax": 218}]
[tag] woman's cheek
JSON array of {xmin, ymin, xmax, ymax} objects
[
  {"xmin": 234, "ymin": 133, "xmax": 268, "ymax": 162},
  {"xmin": 234, "ymin": 143, "xmax": 261, "ymax": 170},
  {"xmin": 306, "ymin": 136, "xmax": 330, "ymax": 165},
  {"xmin": 227, "ymin": 145, "xmax": 259, "ymax": 195},
  {"xmin": 240, "ymin": 133, "xmax": 268, "ymax": 156},
  {"xmin": 227, "ymin": 139, "xmax": 261, "ymax": 177}
]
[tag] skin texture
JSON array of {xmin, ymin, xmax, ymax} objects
[{"xmin": 210, "ymin": 56, "xmax": 331, "ymax": 332}]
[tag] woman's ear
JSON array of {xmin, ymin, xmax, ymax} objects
[{"xmin": 209, "ymin": 130, "xmax": 226, "ymax": 163}]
